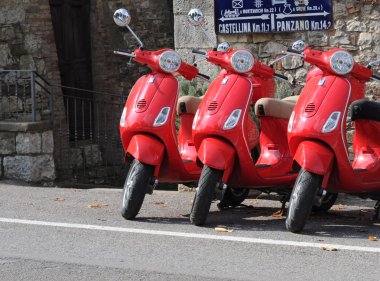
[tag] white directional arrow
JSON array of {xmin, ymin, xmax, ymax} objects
[
  {"xmin": 219, "ymin": 14, "xmax": 270, "ymax": 22},
  {"xmin": 276, "ymin": 10, "xmax": 330, "ymax": 19}
]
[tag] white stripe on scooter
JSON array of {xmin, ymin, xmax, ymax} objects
[{"xmin": 0, "ymin": 217, "xmax": 379, "ymax": 253}]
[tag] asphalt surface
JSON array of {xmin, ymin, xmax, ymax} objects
[{"xmin": 0, "ymin": 182, "xmax": 379, "ymax": 280}]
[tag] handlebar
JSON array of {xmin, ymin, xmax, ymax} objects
[
  {"xmin": 197, "ymin": 73, "xmax": 210, "ymax": 81},
  {"xmin": 286, "ymin": 48, "xmax": 304, "ymax": 57},
  {"xmin": 372, "ymin": 75, "xmax": 380, "ymax": 82},
  {"xmin": 113, "ymin": 49, "xmax": 135, "ymax": 58},
  {"xmin": 192, "ymin": 49, "xmax": 208, "ymax": 57},
  {"xmin": 274, "ymin": 73, "xmax": 288, "ymax": 81}
]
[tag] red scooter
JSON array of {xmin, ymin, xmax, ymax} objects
[
  {"xmin": 187, "ymin": 9, "xmax": 300, "ymax": 226},
  {"xmin": 113, "ymin": 9, "xmax": 208, "ymax": 220},
  {"xmin": 284, "ymin": 42, "xmax": 380, "ymax": 232}
]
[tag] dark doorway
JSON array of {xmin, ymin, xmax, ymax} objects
[{"xmin": 50, "ymin": 0, "xmax": 93, "ymax": 141}]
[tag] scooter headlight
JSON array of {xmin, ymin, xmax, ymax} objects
[
  {"xmin": 223, "ymin": 109, "xmax": 242, "ymax": 130},
  {"xmin": 322, "ymin": 112, "xmax": 341, "ymax": 133},
  {"xmin": 330, "ymin": 51, "xmax": 354, "ymax": 75},
  {"xmin": 288, "ymin": 111, "xmax": 295, "ymax": 133},
  {"xmin": 120, "ymin": 107, "xmax": 127, "ymax": 127},
  {"xmin": 158, "ymin": 51, "xmax": 181, "ymax": 73},
  {"xmin": 192, "ymin": 109, "xmax": 200, "ymax": 130},
  {"xmin": 153, "ymin": 107, "xmax": 171, "ymax": 127},
  {"xmin": 231, "ymin": 50, "xmax": 254, "ymax": 73}
]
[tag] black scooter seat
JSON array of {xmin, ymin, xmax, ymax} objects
[{"xmin": 351, "ymin": 99, "xmax": 380, "ymax": 122}]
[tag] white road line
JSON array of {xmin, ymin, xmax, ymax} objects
[{"xmin": 1, "ymin": 217, "xmax": 379, "ymax": 253}]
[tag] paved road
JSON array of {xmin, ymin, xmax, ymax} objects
[{"xmin": 0, "ymin": 182, "xmax": 379, "ymax": 280}]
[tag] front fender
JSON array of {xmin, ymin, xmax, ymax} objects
[
  {"xmin": 294, "ymin": 140, "xmax": 334, "ymax": 187},
  {"xmin": 127, "ymin": 134, "xmax": 164, "ymax": 166},
  {"xmin": 198, "ymin": 138, "xmax": 235, "ymax": 182}
]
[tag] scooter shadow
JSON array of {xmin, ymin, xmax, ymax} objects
[{"xmin": 136, "ymin": 205, "xmax": 379, "ymax": 239}]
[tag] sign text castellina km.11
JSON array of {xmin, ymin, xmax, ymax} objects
[{"xmin": 215, "ymin": 0, "xmax": 333, "ymax": 34}]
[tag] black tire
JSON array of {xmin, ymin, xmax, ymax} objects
[
  {"xmin": 286, "ymin": 168, "xmax": 322, "ymax": 233},
  {"xmin": 218, "ymin": 188, "xmax": 249, "ymax": 210},
  {"xmin": 121, "ymin": 159, "xmax": 154, "ymax": 220},
  {"xmin": 190, "ymin": 165, "xmax": 222, "ymax": 226},
  {"xmin": 312, "ymin": 192, "xmax": 338, "ymax": 212}
]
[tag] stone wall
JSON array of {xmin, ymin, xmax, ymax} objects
[
  {"xmin": 1, "ymin": 0, "xmax": 175, "ymax": 184},
  {"xmin": 0, "ymin": 0, "xmax": 69, "ymax": 181},
  {"xmin": 0, "ymin": 122, "xmax": 55, "ymax": 183},
  {"xmin": 91, "ymin": 0, "xmax": 175, "ymax": 98},
  {"xmin": 173, "ymin": 0, "xmax": 380, "ymax": 99}
]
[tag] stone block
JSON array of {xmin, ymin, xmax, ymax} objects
[
  {"xmin": 70, "ymin": 147, "xmax": 83, "ymax": 169},
  {"xmin": 84, "ymin": 144, "xmax": 102, "ymax": 167},
  {"xmin": 42, "ymin": 131, "xmax": 54, "ymax": 153},
  {"xmin": 282, "ymin": 56, "xmax": 303, "ymax": 70},
  {"xmin": 174, "ymin": 14, "xmax": 216, "ymax": 49},
  {"xmin": 358, "ymin": 33, "xmax": 373, "ymax": 50},
  {"xmin": 3, "ymin": 155, "xmax": 55, "ymax": 182},
  {"xmin": 347, "ymin": 19, "xmax": 367, "ymax": 32},
  {"xmin": 1, "ymin": 96, "xmax": 23, "ymax": 115},
  {"xmin": 0, "ymin": 26, "xmax": 15, "ymax": 41},
  {"xmin": 330, "ymin": 31, "xmax": 350, "ymax": 46},
  {"xmin": 0, "ymin": 43, "xmax": 15, "ymax": 66},
  {"xmin": 16, "ymin": 132, "xmax": 41, "ymax": 154},
  {"xmin": 0, "ymin": 132, "xmax": 16, "ymax": 155},
  {"xmin": 259, "ymin": 42, "xmax": 287, "ymax": 58},
  {"xmin": 173, "ymin": 0, "xmax": 214, "ymax": 15},
  {"xmin": 0, "ymin": 0, "xmax": 25, "ymax": 25}
]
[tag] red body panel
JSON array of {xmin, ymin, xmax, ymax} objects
[
  {"xmin": 193, "ymin": 72, "xmax": 296, "ymax": 188},
  {"xmin": 127, "ymin": 134, "xmax": 164, "ymax": 166},
  {"xmin": 288, "ymin": 56, "xmax": 380, "ymax": 193},
  {"xmin": 120, "ymin": 72, "xmax": 201, "ymax": 183},
  {"xmin": 198, "ymin": 138, "xmax": 235, "ymax": 182},
  {"xmin": 293, "ymin": 141, "xmax": 334, "ymax": 186}
]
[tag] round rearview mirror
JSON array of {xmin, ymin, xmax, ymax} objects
[
  {"xmin": 187, "ymin": 8, "xmax": 205, "ymax": 27},
  {"xmin": 292, "ymin": 40, "xmax": 305, "ymax": 52},
  {"xmin": 113, "ymin": 8, "xmax": 131, "ymax": 27},
  {"xmin": 217, "ymin": 42, "xmax": 230, "ymax": 53}
]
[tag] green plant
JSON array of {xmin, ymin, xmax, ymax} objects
[{"xmin": 180, "ymin": 79, "xmax": 208, "ymax": 97}]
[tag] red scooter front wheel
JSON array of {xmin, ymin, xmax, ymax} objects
[
  {"xmin": 121, "ymin": 159, "xmax": 154, "ymax": 220},
  {"xmin": 190, "ymin": 165, "xmax": 223, "ymax": 226},
  {"xmin": 286, "ymin": 168, "xmax": 322, "ymax": 233}
]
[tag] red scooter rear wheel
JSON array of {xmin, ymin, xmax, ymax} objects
[
  {"xmin": 121, "ymin": 159, "xmax": 154, "ymax": 220},
  {"xmin": 218, "ymin": 188, "xmax": 249, "ymax": 210}
]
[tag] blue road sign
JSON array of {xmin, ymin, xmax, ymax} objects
[{"xmin": 215, "ymin": 0, "xmax": 333, "ymax": 34}]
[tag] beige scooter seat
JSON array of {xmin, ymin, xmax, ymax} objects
[
  {"xmin": 255, "ymin": 96, "xmax": 300, "ymax": 119},
  {"xmin": 177, "ymin": 95, "xmax": 204, "ymax": 115}
]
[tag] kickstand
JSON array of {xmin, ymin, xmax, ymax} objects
[
  {"xmin": 374, "ymin": 201, "xmax": 380, "ymax": 220},
  {"xmin": 281, "ymin": 194, "xmax": 290, "ymax": 214}
]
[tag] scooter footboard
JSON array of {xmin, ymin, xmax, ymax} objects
[
  {"xmin": 127, "ymin": 134, "xmax": 165, "ymax": 166},
  {"xmin": 198, "ymin": 138, "xmax": 235, "ymax": 181},
  {"xmin": 294, "ymin": 141, "xmax": 334, "ymax": 187}
]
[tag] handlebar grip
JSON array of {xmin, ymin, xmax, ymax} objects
[
  {"xmin": 274, "ymin": 73, "xmax": 288, "ymax": 80},
  {"xmin": 192, "ymin": 49, "xmax": 207, "ymax": 56},
  {"xmin": 287, "ymin": 48, "xmax": 303, "ymax": 55},
  {"xmin": 115, "ymin": 48, "xmax": 132, "ymax": 53},
  {"xmin": 197, "ymin": 73, "xmax": 210, "ymax": 80}
]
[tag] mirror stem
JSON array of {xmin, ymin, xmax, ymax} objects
[
  {"xmin": 269, "ymin": 54, "xmax": 290, "ymax": 66},
  {"xmin": 200, "ymin": 26, "xmax": 217, "ymax": 48},
  {"xmin": 126, "ymin": 25, "xmax": 144, "ymax": 48}
]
